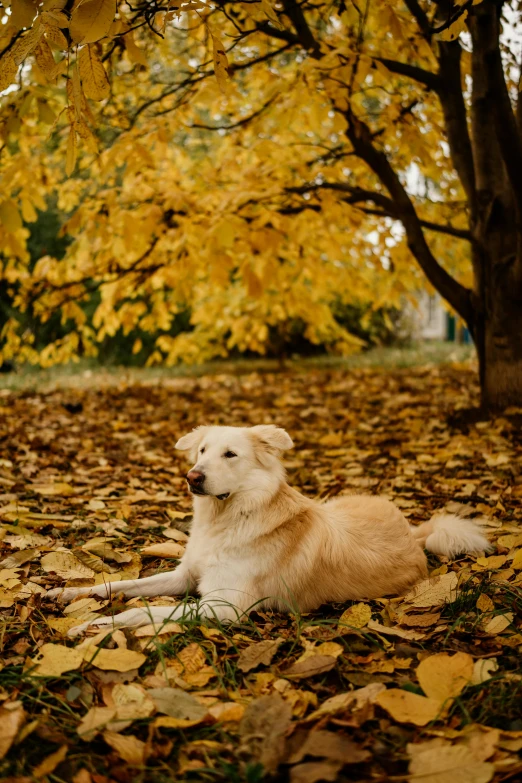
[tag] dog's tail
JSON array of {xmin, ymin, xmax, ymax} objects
[{"xmin": 411, "ymin": 512, "xmax": 490, "ymax": 558}]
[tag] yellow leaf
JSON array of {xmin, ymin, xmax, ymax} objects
[
  {"xmin": 78, "ymin": 45, "xmax": 110, "ymax": 100},
  {"xmin": 476, "ymin": 593, "xmax": 494, "ymax": 612},
  {"xmin": 27, "ymin": 643, "xmax": 84, "ymax": 677},
  {"xmin": 154, "ymin": 714, "xmax": 207, "ymax": 729},
  {"xmin": 34, "ymin": 38, "xmax": 58, "ymax": 81},
  {"xmin": 482, "ymin": 613, "xmax": 513, "ymax": 635},
  {"xmin": 402, "ymin": 572, "xmax": 459, "ymax": 608},
  {"xmin": 416, "ymin": 652, "xmax": 473, "ymax": 705},
  {"xmin": 141, "ymin": 542, "xmax": 185, "ymax": 558},
  {"xmin": 37, "ymin": 99, "xmax": 57, "ymax": 124},
  {"xmin": 11, "ymin": 23, "xmax": 44, "ymax": 65},
  {"xmin": 30, "ymin": 481, "xmax": 74, "ymax": 496},
  {"xmin": 376, "ymin": 689, "xmax": 442, "ymax": 726},
  {"xmin": 41, "ymin": 550, "xmax": 95, "ymax": 579},
  {"xmin": 511, "ymin": 548, "xmax": 522, "ymax": 570},
  {"xmin": 124, "ymin": 30, "xmax": 148, "ymax": 67},
  {"xmin": 70, "ymin": 0, "xmax": 117, "ymax": 44},
  {"xmin": 103, "ymin": 731, "xmax": 146, "ymax": 765},
  {"xmin": 21, "ymin": 198, "xmax": 38, "ymax": 223},
  {"xmin": 212, "ymin": 34, "xmax": 230, "ymax": 95},
  {"xmin": 0, "ymin": 54, "xmax": 18, "ymax": 92},
  {"xmin": 437, "ymin": 11, "xmax": 468, "ymax": 42},
  {"xmin": 77, "ymin": 706, "xmax": 116, "ymax": 739},
  {"xmin": 408, "ymin": 742, "xmax": 494, "ymax": 783},
  {"xmin": 208, "ymin": 701, "xmax": 245, "ymax": 723},
  {"xmin": 33, "ymin": 745, "xmax": 68, "ymax": 779},
  {"xmin": 10, "ymin": 0, "xmax": 37, "ymax": 30},
  {"xmin": 0, "ymin": 200, "xmax": 23, "ymax": 233},
  {"xmin": 83, "ymin": 647, "xmax": 147, "ymax": 672}
]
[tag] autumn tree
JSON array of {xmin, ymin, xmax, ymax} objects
[{"xmin": 0, "ymin": 0, "xmax": 521, "ymax": 408}]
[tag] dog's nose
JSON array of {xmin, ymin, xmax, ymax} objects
[{"xmin": 187, "ymin": 470, "xmax": 205, "ymax": 487}]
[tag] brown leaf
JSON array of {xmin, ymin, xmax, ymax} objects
[
  {"xmin": 408, "ymin": 741, "xmax": 494, "ymax": 783},
  {"xmin": 147, "ymin": 688, "xmax": 207, "ymax": 721},
  {"xmin": 289, "ymin": 729, "xmax": 370, "ymax": 764},
  {"xmin": 103, "ymin": 731, "xmax": 146, "ymax": 765},
  {"xmin": 27, "ymin": 644, "xmax": 84, "ymax": 677},
  {"xmin": 282, "ymin": 655, "xmax": 337, "ymax": 680},
  {"xmin": 0, "ymin": 703, "xmax": 25, "ymax": 760},
  {"xmin": 33, "ymin": 744, "xmax": 68, "ymax": 778},
  {"xmin": 239, "ymin": 694, "xmax": 292, "ymax": 774},
  {"xmin": 238, "ymin": 638, "xmax": 283, "ymax": 672},
  {"xmin": 290, "ymin": 761, "xmax": 343, "ymax": 783}
]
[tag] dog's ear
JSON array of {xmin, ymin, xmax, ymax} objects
[
  {"xmin": 175, "ymin": 427, "xmax": 207, "ymax": 459},
  {"xmin": 250, "ymin": 425, "xmax": 293, "ymax": 452}
]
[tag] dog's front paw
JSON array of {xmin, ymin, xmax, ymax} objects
[{"xmin": 46, "ymin": 586, "xmax": 93, "ymax": 603}]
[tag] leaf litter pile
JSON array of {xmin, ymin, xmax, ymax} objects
[{"xmin": 0, "ymin": 365, "xmax": 521, "ymax": 783}]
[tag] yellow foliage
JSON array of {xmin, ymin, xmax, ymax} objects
[{"xmin": 0, "ymin": 0, "xmax": 476, "ymax": 366}]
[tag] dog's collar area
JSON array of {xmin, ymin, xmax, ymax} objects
[{"xmin": 216, "ymin": 493, "xmax": 230, "ymax": 500}]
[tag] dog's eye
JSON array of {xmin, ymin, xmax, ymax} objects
[
  {"xmin": 224, "ymin": 451, "xmax": 237, "ymax": 458},
  {"xmin": 200, "ymin": 446, "xmax": 205, "ymax": 454}
]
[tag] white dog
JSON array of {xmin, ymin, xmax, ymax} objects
[{"xmin": 47, "ymin": 425, "xmax": 490, "ymax": 636}]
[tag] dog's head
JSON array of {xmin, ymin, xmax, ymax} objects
[{"xmin": 175, "ymin": 425, "xmax": 293, "ymax": 500}]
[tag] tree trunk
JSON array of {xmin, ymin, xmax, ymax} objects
[{"xmin": 471, "ymin": 213, "xmax": 522, "ymax": 410}]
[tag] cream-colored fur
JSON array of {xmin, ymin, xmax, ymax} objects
[{"xmin": 47, "ymin": 425, "xmax": 490, "ymax": 635}]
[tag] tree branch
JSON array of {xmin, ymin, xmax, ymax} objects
[
  {"xmin": 281, "ymin": 0, "xmax": 321, "ymax": 58},
  {"xmin": 343, "ymin": 107, "xmax": 474, "ymax": 324},
  {"xmin": 376, "ymin": 57, "xmax": 440, "ymax": 90},
  {"xmin": 435, "ymin": 40, "xmax": 477, "ymax": 211}
]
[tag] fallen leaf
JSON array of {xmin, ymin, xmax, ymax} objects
[
  {"xmin": 141, "ymin": 542, "xmax": 185, "ymax": 558},
  {"xmin": 238, "ymin": 638, "xmax": 283, "ymax": 672},
  {"xmin": 208, "ymin": 701, "xmax": 245, "ymax": 722},
  {"xmin": 27, "ymin": 644, "xmax": 84, "ymax": 677},
  {"xmin": 511, "ymin": 549, "xmax": 522, "ymax": 570},
  {"xmin": 77, "ymin": 706, "xmax": 117, "ymax": 740},
  {"xmin": 368, "ymin": 619, "xmax": 425, "ymax": 641},
  {"xmin": 290, "ymin": 760, "xmax": 343, "ymax": 783},
  {"xmin": 475, "ymin": 594, "xmax": 495, "ymax": 612},
  {"xmin": 41, "ymin": 550, "xmax": 94, "ymax": 579},
  {"xmin": 283, "ymin": 655, "xmax": 337, "ymax": 680},
  {"xmin": 33, "ymin": 744, "xmax": 68, "ymax": 778},
  {"xmin": 376, "ymin": 688, "xmax": 442, "ymax": 726},
  {"xmin": 402, "ymin": 572, "xmax": 459, "ymax": 608},
  {"xmin": 30, "ymin": 482, "xmax": 75, "ymax": 496},
  {"xmin": 147, "ymin": 688, "xmax": 207, "ymax": 721},
  {"xmin": 472, "ymin": 658, "xmax": 498, "ymax": 685},
  {"xmin": 305, "ymin": 682, "xmax": 386, "ymax": 721},
  {"xmin": 0, "ymin": 703, "xmax": 25, "ymax": 760},
  {"xmin": 338, "ymin": 602, "xmax": 371, "ymax": 629},
  {"xmin": 400, "ymin": 612, "xmax": 441, "ymax": 627},
  {"xmin": 408, "ymin": 741, "xmax": 494, "ymax": 783},
  {"xmin": 83, "ymin": 646, "xmax": 146, "ymax": 672},
  {"xmin": 103, "ymin": 731, "xmax": 146, "ymax": 765},
  {"xmin": 110, "ymin": 683, "xmax": 155, "ymax": 720},
  {"xmin": 163, "ymin": 528, "xmax": 189, "ymax": 542},
  {"xmin": 416, "ymin": 652, "xmax": 474, "ymax": 705},
  {"xmin": 239, "ymin": 694, "xmax": 292, "ymax": 774},
  {"xmin": 482, "ymin": 613, "xmax": 513, "ymax": 634},
  {"xmin": 135, "ymin": 621, "xmax": 183, "ymax": 637},
  {"xmin": 289, "ymin": 729, "xmax": 370, "ymax": 764}
]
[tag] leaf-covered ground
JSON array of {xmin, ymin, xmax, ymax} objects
[{"xmin": 0, "ymin": 363, "xmax": 521, "ymax": 783}]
